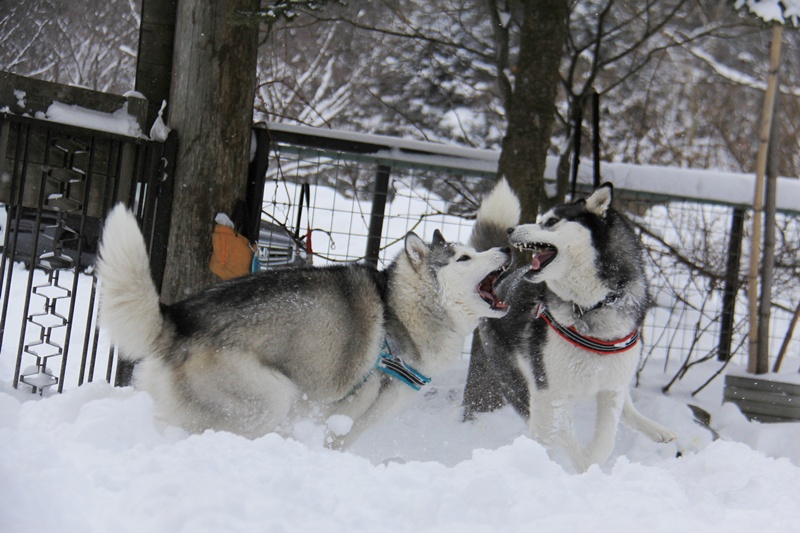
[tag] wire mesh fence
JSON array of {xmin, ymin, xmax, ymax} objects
[{"xmin": 262, "ymin": 123, "xmax": 800, "ymax": 391}]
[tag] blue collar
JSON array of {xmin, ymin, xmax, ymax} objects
[{"xmin": 375, "ymin": 339, "xmax": 431, "ymax": 390}]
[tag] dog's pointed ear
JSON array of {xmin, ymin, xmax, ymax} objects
[
  {"xmin": 432, "ymin": 229, "xmax": 447, "ymax": 248},
  {"xmin": 404, "ymin": 232, "xmax": 428, "ymax": 267},
  {"xmin": 585, "ymin": 182, "xmax": 613, "ymax": 218}
]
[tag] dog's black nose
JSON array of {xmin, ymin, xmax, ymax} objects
[
  {"xmin": 500, "ymin": 247, "xmax": 511, "ymax": 254},
  {"xmin": 506, "ymin": 227, "xmax": 514, "ymax": 235}
]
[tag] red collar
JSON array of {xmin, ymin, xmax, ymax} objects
[{"xmin": 535, "ymin": 304, "xmax": 640, "ymax": 355}]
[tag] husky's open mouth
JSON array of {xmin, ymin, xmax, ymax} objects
[
  {"xmin": 478, "ymin": 266, "xmax": 510, "ymax": 311},
  {"xmin": 515, "ymin": 242, "xmax": 558, "ymax": 273}
]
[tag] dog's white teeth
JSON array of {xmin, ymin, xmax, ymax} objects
[
  {"xmin": 514, "ymin": 242, "xmax": 555, "ymax": 254},
  {"xmin": 526, "ymin": 242, "xmax": 553, "ymax": 252}
]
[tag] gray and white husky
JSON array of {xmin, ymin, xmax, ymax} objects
[
  {"xmin": 97, "ymin": 204, "xmax": 511, "ymax": 447},
  {"xmin": 464, "ymin": 179, "xmax": 675, "ymax": 471}
]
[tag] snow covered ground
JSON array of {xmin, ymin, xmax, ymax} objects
[
  {"xmin": 2, "ymin": 356, "xmax": 800, "ymax": 532},
  {"xmin": 2, "ymin": 279, "xmax": 800, "ymax": 532}
]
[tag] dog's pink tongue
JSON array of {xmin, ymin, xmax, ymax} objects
[{"xmin": 531, "ymin": 250, "xmax": 555, "ymax": 271}]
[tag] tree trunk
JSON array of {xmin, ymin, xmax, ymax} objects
[
  {"xmin": 747, "ymin": 25, "xmax": 782, "ymax": 374},
  {"xmin": 497, "ymin": 0, "xmax": 568, "ymax": 223},
  {"xmin": 160, "ymin": 0, "xmax": 260, "ymax": 304}
]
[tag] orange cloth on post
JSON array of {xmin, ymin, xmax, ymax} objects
[{"xmin": 209, "ymin": 224, "xmax": 254, "ymax": 280}]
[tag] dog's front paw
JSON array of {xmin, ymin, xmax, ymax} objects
[{"xmin": 653, "ymin": 427, "xmax": 677, "ymax": 444}]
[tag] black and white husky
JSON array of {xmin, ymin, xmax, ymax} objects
[
  {"xmin": 97, "ymin": 204, "xmax": 511, "ymax": 446},
  {"xmin": 465, "ymin": 179, "xmax": 675, "ymax": 471}
]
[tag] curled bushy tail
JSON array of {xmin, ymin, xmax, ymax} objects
[
  {"xmin": 470, "ymin": 178, "xmax": 521, "ymax": 252},
  {"xmin": 96, "ymin": 204, "xmax": 163, "ymax": 361}
]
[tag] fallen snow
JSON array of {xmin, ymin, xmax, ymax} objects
[
  {"xmin": 2, "ymin": 327, "xmax": 800, "ymax": 532},
  {"xmin": 39, "ymin": 101, "xmax": 143, "ymax": 137},
  {"xmin": 736, "ymin": 0, "xmax": 800, "ymax": 25}
]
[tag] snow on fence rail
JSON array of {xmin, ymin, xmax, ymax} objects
[{"xmin": 265, "ymin": 122, "xmax": 800, "ymax": 213}]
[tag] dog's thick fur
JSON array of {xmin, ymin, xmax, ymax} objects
[
  {"xmin": 464, "ymin": 180, "xmax": 675, "ymax": 471},
  {"xmin": 97, "ymin": 205, "xmax": 511, "ymax": 446}
]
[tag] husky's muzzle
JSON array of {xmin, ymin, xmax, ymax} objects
[
  {"xmin": 478, "ymin": 249, "xmax": 512, "ymax": 312},
  {"xmin": 507, "ymin": 229, "xmax": 558, "ymax": 276},
  {"xmin": 518, "ymin": 242, "xmax": 557, "ymax": 272}
]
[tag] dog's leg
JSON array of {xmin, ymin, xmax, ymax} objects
[
  {"xmin": 462, "ymin": 331, "xmax": 507, "ymax": 420},
  {"xmin": 527, "ymin": 395, "xmax": 557, "ymax": 452},
  {"xmin": 620, "ymin": 389, "xmax": 676, "ymax": 443},
  {"xmin": 585, "ymin": 389, "xmax": 625, "ymax": 468},
  {"xmin": 519, "ymin": 354, "xmax": 554, "ymax": 449},
  {"xmin": 326, "ymin": 378, "xmax": 415, "ymax": 450},
  {"xmin": 518, "ymin": 355, "xmax": 584, "ymax": 470},
  {"xmin": 518, "ymin": 354, "xmax": 587, "ymax": 470},
  {"xmin": 175, "ymin": 353, "xmax": 299, "ymax": 438},
  {"xmin": 529, "ymin": 395, "xmax": 589, "ymax": 471},
  {"xmin": 552, "ymin": 399, "xmax": 590, "ymax": 472}
]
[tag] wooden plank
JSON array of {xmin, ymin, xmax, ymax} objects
[
  {"xmin": 134, "ymin": 62, "xmax": 172, "ymax": 98},
  {"xmin": 1, "ymin": 72, "xmax": 147, "ymax": 133},
  {"xmin": 136, "ymin": 0, "xmax": 178, "ymax": 129},
  {"xmin": 0, "ymin": 72, "xmax": 128, "ymax": 117},
  {"xmin": 727, "ymin": 398, "xmax": 800, "ymax": 420},
  {"xmin": 141, "ymin": 0, "xmax": 178, "ymax": 25},
  {"xmin": 724, "ymin": 374, "xmax": 800, "ymax": 396},
  {"xmin": 724, "ymin": 374, "xmax": 800, "ymax": 422},
  {"xmin": 137, "ymin": 24, "xmax": 176, "ymax": 65},
  {"xmin": 745, "ymin": 413, "xmax": 795, "ymax": 424},
  {"xmin": 723, "ymin": 386, "xmax": 799, "ymax": 409}
]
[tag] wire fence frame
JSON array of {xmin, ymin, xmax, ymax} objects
[{"xmin": 262, "ymin": 124, "xmax": 800, "ymax": 392}]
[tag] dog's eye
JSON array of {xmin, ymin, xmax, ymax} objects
[
  {"xmin": 457, "ymin": 255, "xmax": 471, "ymax": 262},
  {"xmin": 543, "ymin": 218, "xmax": 559, "ymax": 228}
]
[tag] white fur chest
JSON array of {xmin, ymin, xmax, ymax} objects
[
  {"xmin": 416, "ymin": 328, "xmax": 466, "ymax": 377},
  {"xmin": 538, "ymin": 330, "xmax": 641, "ymax": 399}
]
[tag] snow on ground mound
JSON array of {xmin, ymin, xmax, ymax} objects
[{"xmin": 2, "ymin": 361, "xmax": 800, "ymax": 533}]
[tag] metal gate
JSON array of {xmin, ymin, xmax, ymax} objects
[{"xmin": 0, "ymin": 113, "xmax": 175, "ymax": 394}]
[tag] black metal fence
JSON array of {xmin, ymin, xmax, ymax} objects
[
  {"xmin": 0, "ymin": 113, "xmax": 175, "ymax": 394},
  {"xmin": 1, "ymin": 116, "xmax": 798, "ymax": 394}
]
